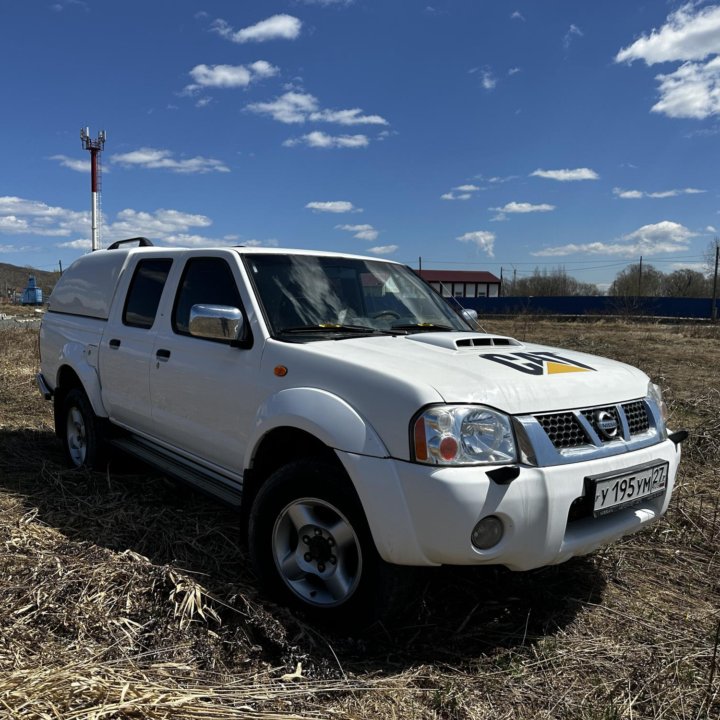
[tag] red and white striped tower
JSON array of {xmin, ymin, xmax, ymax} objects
[{"xmin": 80, "ymin": 127, "xmax": 106, "ymax": 252}]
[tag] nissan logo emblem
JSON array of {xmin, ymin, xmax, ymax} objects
[{"xmin": 594, "ymin": 410, "xmax": 619, "ymax": 439}]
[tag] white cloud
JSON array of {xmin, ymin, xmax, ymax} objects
[
  {"xmin": 476, "ymin": 174, "xmax": 518, "ymax": 184},
  {"xmin": 616, "ymin": 4, "xmax": 720, "ymax": 120},
  {"xmin": 613, "ymin": 188, "xmax": 644, "ymax": 199},
  {"xmin": 532, "ymin": 220, "xmax": 697, "ymax": 257},
  {"xmin": 670, "ymin": 261, "xmax": 707, "ymax": 273},
  {"xmin": 616, "ymin": 4, "xmax": 720, "ymax": 65},
  {"xmin": 368, "ymin": 245, "xmax": 398, "ymax": 255},
  {"xmin": 336, "ymin": 223, "xmax": 379, "ymax": 241},
  {"xmin": 508, "ymin": 67, "xmax": 521, "ymax": 76},
  {"xmin": 184, "ymin": 61, "xmax": 279, "ymax": 94},
  {"xmin": 652, "ymin": 57, "xmax": 720, "ymax": 119},
  {"xmin": 457, "ymin": 230, "xmax": 496, "ymax": 257},
  {"xmin": 248, "ymin": 91, "xmax": 388, "ymax": 125},
  {"xmin": 110, "ymin": 147, "xmax": 230, "ymax": 174},
  {"xmin": 707, "ymin": 225, "xmax": 717, "ymax": 233},
  {"xmin": 305, "ymin": 201, "xmax": 360, "ymax": 213},
  {"xmin": 469, "ymin": 66, "xmax": 497, "ymax": 90},
  {"xmin": 0, "ymin": 196, "xmax": 86, "ymax": 237},
  {"xmin": 441, "ymin": 192, "xmax": 472, "ymax": 201},
  {"xmin": 249, "ymin": 92, "xmax": 316, "ymax": 123},
  {"xmin": 563, "ymin": 24, "xmax": 583, "ymax": 50},
  {"xmin": 283, "ymin": 131, "xmax": 369, "ymax": 148},
  {"xmin": 109, "ymin": 208, "xmax": 212, "ymax": 236},
  {"xmin": 511, "ymin": 11, "xmax": 525, "ymax": 22},
  {"xmin": 493, "ymin": 201, "xmax": 555, "ymax": 213},
  {"xmin": 51, "ymin": 0, "xmax": 88, "ymax": 11},
  {"xmin": 481, "ymin": 69, "xmax": 497, "ymax": 90},
  {"xmin": 491, "ymin": 201, "xmax": 555, "ymax": 222},
  {"xmin": 531, "ymin": 167, "xmax": 599, "ymax": 181},
  {"xmin": 211, "ymin": 14, "xmax": 302, "ymax": 44},
  {"xmin": 0, "ymin": 195, "xmax": 255, "ymax": 251},
  {"xmin": 56, "ymin": 238, "xmax": 92, "ymax": 249},
  {"xmin": 613, "ymin": 186, "xmax": 705, "ymax": 199},
  {"xmin": 441, "ymin": 184, "xmax": 481, "ymax": 200},
  {"xmin": 50, "ymin": 155, "xmax": 91, "ymax": 172}
]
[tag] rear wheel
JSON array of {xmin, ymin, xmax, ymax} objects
[
  {"xmin": 249, "ymin": 458, "xmax": 401, "ymax": 626},
  {"xmin": 61, "ymin": 387, "xmax": 107, "ymax": 470}
]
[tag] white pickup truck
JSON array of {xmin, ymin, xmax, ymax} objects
[{"xmin": 38, "ymin": 239, "xmax": 685, "ymax": 621}]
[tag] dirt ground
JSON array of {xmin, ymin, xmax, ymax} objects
[{"xmin": 0, "ymin": 319, "xmax": 718, "ymax": 719}]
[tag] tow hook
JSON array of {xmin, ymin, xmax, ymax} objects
[
  {"xmin": 668, "ymin": 430, "xmax": 689, "ymax": 448},
  {"xmin": 487, "ymin": 466, "xmax": 521, "ymax": 485}
]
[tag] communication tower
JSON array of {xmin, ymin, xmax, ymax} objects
[{"xmin": 80, "ymin": 127, "xmax": 106, "ymax": 252}]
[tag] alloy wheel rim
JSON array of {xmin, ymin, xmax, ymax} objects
[{"xmin": 272, "ymin": 497, "xmax": 362, "ymax": 607}]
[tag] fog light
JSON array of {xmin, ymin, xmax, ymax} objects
[{"xmin": 471, "ymin": 516, "xmax": 504, "ymax": 550}]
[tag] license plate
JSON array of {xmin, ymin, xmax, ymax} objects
[{"xmin": 587, "ymin": 461, "xmax": 668, "ymax": 517}]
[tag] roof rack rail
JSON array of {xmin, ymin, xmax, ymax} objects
[{"xmin": 106, "ymin": 237, "xmax": 154, "ymax": 250}]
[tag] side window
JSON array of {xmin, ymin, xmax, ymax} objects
[
  {"xmin": 172, "ymin": 257, "xmax": 243, "ymax": 336},
  {"xmin": 123, "ymin": 258, "xmax": 173, "ymax": 329}
]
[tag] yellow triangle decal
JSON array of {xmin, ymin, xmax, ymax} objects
[{"xmin": 546, "ymin": 361, "xmax": 590, "ymax": 374}]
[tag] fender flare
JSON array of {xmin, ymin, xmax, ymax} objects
[
  {"xmin": 56, "ymin": 342, "xmax": 109, "ymax": 418},
  {"xmin": 245, "ymin": 387, "xmax": 388, "ymax": 468}
]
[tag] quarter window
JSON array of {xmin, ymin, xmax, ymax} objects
[{"xmin": 123, "ymin": 259, "xmax": 173, "ymax": 329}]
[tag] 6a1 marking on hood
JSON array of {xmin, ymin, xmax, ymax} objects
[{"xmin": 482, "ymin": 351, "xmax": 596, "ymax": 376}]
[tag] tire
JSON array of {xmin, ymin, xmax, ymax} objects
[
  {"xmin": 249, "ymin": 458, "xmax": 402, "ymax": 627},
  {"xmin": 61, "ymin": 387, "xmax": 108, "ymax": 470}
]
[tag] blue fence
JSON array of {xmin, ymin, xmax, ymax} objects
[{"xmin": 460, "ymin": 296, "xmax": 718, "ymax": 320}]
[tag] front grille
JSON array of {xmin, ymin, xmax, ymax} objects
[
  {"xmin": 536, "ymin": 412, "xmax": 589, "ymax": 448},
  {"xmin": 535, "ymin": 400, "xmax": 653, "ymax": 450},
  {"xmin": 623, "ymin": 400, "xmax": 650, "ymax": 434}
]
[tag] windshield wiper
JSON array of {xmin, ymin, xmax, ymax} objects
[
  {"xmin": 278, "ymin": 324, "xmax": 403, "ymax": 337},
  {"xmin": 390, "ymin": 323, "xmax": 454, "ymax": 332}
]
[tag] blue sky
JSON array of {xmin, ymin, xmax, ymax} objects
[{"xmin": 1, "ymin": 0, "xmax": 719, "ymax": 288}]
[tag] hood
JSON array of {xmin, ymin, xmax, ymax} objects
[{"xmin": 292, "ymin": 332, "xmax": 649, "ymax": 415}]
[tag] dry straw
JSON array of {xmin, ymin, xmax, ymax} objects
[{"xmin": 1, "ymin": 322, "xmax": 719, "ymax": 719}]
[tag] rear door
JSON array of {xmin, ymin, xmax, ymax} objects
[{"xmin": 99, "ymin": 256, "xmax": 173, "ymax": 434}]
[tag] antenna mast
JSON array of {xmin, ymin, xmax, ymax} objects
[{"xmin": 80, "ymin": 127, "xmax": 106, "ymax": 251}]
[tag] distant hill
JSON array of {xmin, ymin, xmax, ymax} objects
[{"xmin": 0, "ymin": 262, "xmax": 61, "ymax": 302}]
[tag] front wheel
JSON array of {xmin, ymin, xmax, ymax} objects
[
  {"xmin": 60, "ymin": 387, "xmax": 107, "ymax": 470},
  {"xmin": 249, "ymin": 458, "xmax": 401, "ymax": 626}
]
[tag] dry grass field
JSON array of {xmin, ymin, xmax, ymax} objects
[{"xmin": 0, "ymin": 319, "xmax": 718, "ymax": 719}]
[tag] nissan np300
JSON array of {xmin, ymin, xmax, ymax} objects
[{"xmin": 37, "ymin": 239, "xmax": 685, "ymax": 621}]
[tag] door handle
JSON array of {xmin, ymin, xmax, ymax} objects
[
  {"xmin": 109, "ymin": 338, "xmax": 121, "ymax": 349},
  {"xmin": 156, "ymin": 348, "xmax": 171, "ymax": 360}
]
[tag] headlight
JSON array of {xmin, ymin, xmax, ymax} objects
[
  {"xmin": 413, "ymin": 405, "xmax": 517, "ymax": 465},
  {"xmin": 647, "ymin": 381, "xmax": 669, "ymax": 437}
]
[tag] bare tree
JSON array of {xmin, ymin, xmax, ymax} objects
[
  {"xmin": 502, "ymin": 266, "xmax": 600, "ymax": 296},
  {"xmin": 704, "ymin": 238, "xmax": 720, "ymax": 277},
  {"xmin": 608, "ymin": 263, "xmax": 664, "ymax": 297},
  {"xmin": 661, "ymin": 269, "xmax": 712, "ymax": 297}
]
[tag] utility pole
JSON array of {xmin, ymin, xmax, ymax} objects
[
  {"xmin": 638, "ymin": 255, "xmax": 643, "ymax": 296},
  {"xmin": 418, "ymin": 256, "xmax": 422, "ymax": 272},
  {"xmin": 80, "ymin": 127, "xmax": 106, "ymax": 251},
  {"xmin": 712, "ymin": 239, "xmax": 719, "ymax": 321}
]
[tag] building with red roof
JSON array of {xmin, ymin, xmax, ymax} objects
[{"xmin": 417, "ymin": 270, "xmax": 501, "ymax": 298}]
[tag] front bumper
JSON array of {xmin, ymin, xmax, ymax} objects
[{"xmin": 337, "ymin": 438, "xmax": 681, "ymax": 569}]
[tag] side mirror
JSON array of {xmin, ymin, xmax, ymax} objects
[
  {"xmin": 189, "ymin": 304, "xmax": 245, "ymax": 343},
  {"xmin": 461, "ymin": 308, "xmax": 478, "ymax": 326}
]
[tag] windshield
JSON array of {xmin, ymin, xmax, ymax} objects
[{"xmin": 244, "ymin": 254, "xmax": 470, "ymax": 339}]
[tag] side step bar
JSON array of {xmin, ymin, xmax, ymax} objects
[{"xmin": 111, "ymin": 436, "xmax": 243, "ymax": 507}]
